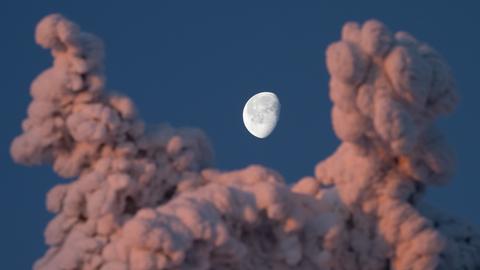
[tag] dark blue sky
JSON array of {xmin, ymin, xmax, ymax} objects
[{"xmin": 1, "ymin": 1, "xmax": 479, "ymax": 268}]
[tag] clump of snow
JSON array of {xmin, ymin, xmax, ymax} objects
[
  {"xmin": 315, "ymin": 19, "xmax": 478, "ymax": 269},
  {"xmin": 11, "ymin": 14, "xmax": 480, "ymax": 270}
]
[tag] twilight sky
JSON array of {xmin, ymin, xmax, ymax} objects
[{"xmin": 1, "ymin": 1, "xmax": 479, "ymax": 268}]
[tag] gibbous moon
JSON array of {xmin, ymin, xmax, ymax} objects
[{"xmin": 243, "ymin": 92, "xmax": 280, "ymax": 138}]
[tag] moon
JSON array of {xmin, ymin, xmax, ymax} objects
[{"xmin": 243, "ymin": 92, "xmax": 280, "ymax": 139}]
